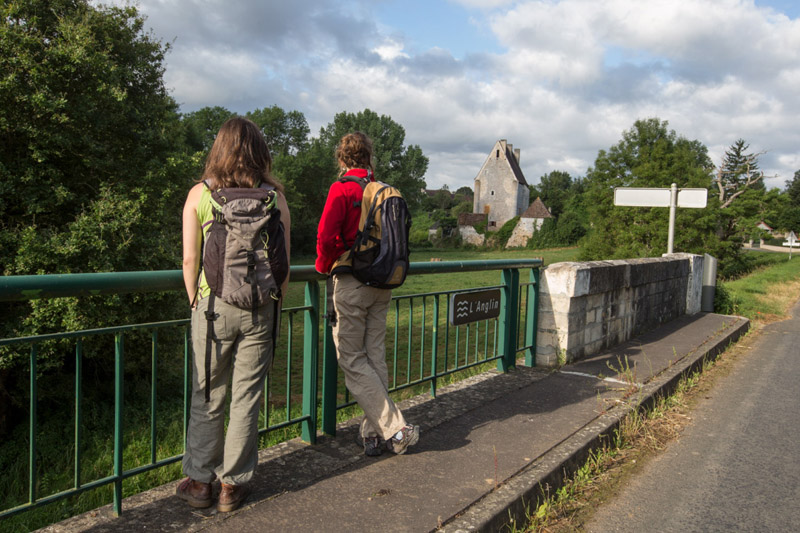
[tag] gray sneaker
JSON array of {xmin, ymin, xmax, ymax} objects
[
  {"xmin": 388, "ymin": 424, "xmax": 419, "ymax": 455},
  {"xmin": 363, "ymin": 436, "xmax": 384, "ymax": 456}
]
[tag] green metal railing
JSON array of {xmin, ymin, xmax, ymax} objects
[{"xmin": 0, "ymin": 259, "xmax": 541, "ymax": 521}]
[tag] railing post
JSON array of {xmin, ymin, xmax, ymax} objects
[
  {"xmin": 113, "ymin": 333, "xmax": 124, "ymax": 516},
  {"xmin": 498, "ymin": 268, "xmax": 520, "ymax": 372},
  {"xmin": 430, "ymin": 295, "xmax": 440, "ymax": 398},
  {"xmin": 524, "ymin": 268, "xmax": 540, "ymax": 367},
  {"xmin": 150, "ymin": 331, "xmax": 158, "ymax": 463},
  {"xmin": 321, "ymin": 284, "xmax": 338, "ymax": 436},
  {"xmin": 301, "ymin": 281, "xmax": 319, "ymax": 444},
  {"xmin": 74, "ymin": 341, "xmax": 83, "ymax": 489},
  {"xmin": 29, "ymin": 345, "xmax": 37, "ymax": 506}
]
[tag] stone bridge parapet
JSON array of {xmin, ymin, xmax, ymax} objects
[{"xmin": 536, "ymin": 254, "xmax": 704, "ymax": 366}]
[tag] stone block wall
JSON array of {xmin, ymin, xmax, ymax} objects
[{"xmin": 536, "ymin": 254, "xmax": 705, "ymax": 367}]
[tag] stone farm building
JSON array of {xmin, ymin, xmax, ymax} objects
[
  {"xmin": 473, "ymin": 139, "xmax": 530, "ymax": 231},
  {"xmin": 505, "ymin": 197, "xmax": 553, "ymax": 248}
]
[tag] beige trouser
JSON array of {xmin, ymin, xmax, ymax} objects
[
  {"xmin": 183, "ymin": 296, "xmax": 275, "ymax": 485},
  {"xmin": 332, "ymin": 273, "xmax": 407, "ymax": 440}
]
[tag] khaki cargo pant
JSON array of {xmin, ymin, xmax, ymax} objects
[
  {"xmin": 183, "ymin": 296, "xmax": 276, "ymax": 485},
  {"xmin": 332, "ymin": 273, "xmax": 407, "ymax": 440}
]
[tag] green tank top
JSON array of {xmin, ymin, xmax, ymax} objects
[{"xmin": 196, "ymin": 186, "xmax": 214, "ymax": 299}]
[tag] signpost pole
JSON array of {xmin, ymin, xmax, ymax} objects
[{"xmin": 667, "ymin": 183, "xmax": 677, "ymax": 254}]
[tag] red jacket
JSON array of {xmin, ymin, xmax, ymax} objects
[{"xmin": 315, "ymin": 168, "xmax": 374, "ymax": 274}]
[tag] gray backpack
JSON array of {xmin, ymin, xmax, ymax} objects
[{"xmin": 199, "ymin": 181, "xmax": 289, "ymax": 401}]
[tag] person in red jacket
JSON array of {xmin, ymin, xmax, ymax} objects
[{"xmin": 316, "ymin": 132, "xmax": 419, "ymax": 456}]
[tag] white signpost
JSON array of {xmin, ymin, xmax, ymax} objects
[
  {"xmin": 613, "ymin": 183, "xmax": 708, "ymax": 254},
  {"xmin": 782, "ymin": 230, "xmax": 797, "ymax": 259}
]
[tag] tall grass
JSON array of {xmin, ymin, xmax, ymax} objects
[{"xmin": 715, "ymin": 252, "xmax": 800, "ymax": 319}]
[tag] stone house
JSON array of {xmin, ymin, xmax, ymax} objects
[
  {"xmin": 506, "ymin": 197, "xmax": 554, "ymax": 248},
  {"xmin": 473, "ymin": 140, "xmax": 530, "ymax": 231},
  {"xmin": 457, "ymin": 213, "xmax": 487, "ymax": 246}
]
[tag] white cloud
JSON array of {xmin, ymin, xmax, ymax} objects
[{"xmin": 99, "ymin": 0, "xmax": 800, "ymax": 190}]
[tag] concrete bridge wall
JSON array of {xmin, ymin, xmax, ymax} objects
[{"xmin": 536, "ymin": 254, "xmax": 704, "ymax": 366}]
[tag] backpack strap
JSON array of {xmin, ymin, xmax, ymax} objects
[
  {"xmin": 203, "ymin": 292, "xmax": 218, "ymax": 403},
  {"xmin": 338, "ymin": 176, "xmax": 369, "ymax": 208}
]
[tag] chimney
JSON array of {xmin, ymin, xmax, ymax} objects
[{"xmin": 514, "ymin": 148, "xmax": 520, "ymax": 164}]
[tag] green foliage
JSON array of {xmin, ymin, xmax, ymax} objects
[
  {"xmin": 778, "ymin": 169, "xmax": 800, "ymax": 232},
  {"xmin": 409, "ymin": 212, "xmax": 433, "ymax": 248},
  {"xmin": 490, "ymin": 216, "xmax": 519, "ymax": 248},
  {"xmin": 715, "ymin": 139, "xmax": 765, "ymax": 208},
  {"xmin": 181, "ymin": 106, "xmax": 236, "ymax": 152},
  {"xmin": 0, "ymin": 0, "xmax": 179, "ymax": 246},
  {"xmin": 528, "ymin": 170, "xmax": 576, "ymax": 218},
  {"xmin": 0, "ymin": 0, "xmax": 194, "ymax": 433},
  {"xmin": 579, "ymin": 118, "xmax": 722, "ymax": 263},
  {"xmin": 246, "ymin": 106, "xmax": 309, "ymax": 156},
  {"xmin": 314, "ymin": 108, "xmax": 429, "ymax": 208},
  {"xmin": 716, "ymin": 251, "xmax": 800, "ymax": 317}
]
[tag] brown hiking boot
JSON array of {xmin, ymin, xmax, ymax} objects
[
  {"xmin": 217, "ymin": 483, "xmax": 250, "ymax": 512},
  {"xmin": 176, "ymin": 477, "xmax": 212, "ymax": 509}
]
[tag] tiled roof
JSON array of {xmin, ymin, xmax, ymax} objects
[
  {"xmin": 505, "ymin": 146, "xmax": 528, "ymax": 186},
  {"xmin": 521, "ymin": 197, "xmax": 553, "ymax": 219}
]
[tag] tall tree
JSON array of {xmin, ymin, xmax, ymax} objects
[
  {"xmin": 0, "ymin": 0, "xmax": 179, "ymax": 246},
  {"xmin": 715, "ymin": 139, "xmax": 766, "ymax": 208},
  {"xmin": 777, "ymin": 170, "xmax": 800, "ymax": 232},
  {"xmin": 182, "ymin": 106, "xmax": 236, "ymax": 153},
  {"xmin": 580, "ymin": 118, "xmax": 718, "ymax": 261},
  {"xmin": 315, "ymin": 109, "xmax": 428, "ymax": 207},
  {"xmin": 0, "ymin": 0, "xmax": 190, "ymax": 431},
  {"xmin": 786, "ymin": 169, "xmax": 800, "ymax": 205},
  {"xmin": 528, "ymin": 170, "xmax": 573, "ymax": 218},
  {"xmin": 247, "ymin": 106, "xmax": 309, "ymax": 156}
]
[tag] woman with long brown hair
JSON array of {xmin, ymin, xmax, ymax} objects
[{"xmin": 177, "ymin": 117, "xmax": 291, "ymax": 512}]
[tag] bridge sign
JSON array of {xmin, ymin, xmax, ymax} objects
[{"xmin": 449, "ymin": 289, "xmax": 501, "ymax": 326}]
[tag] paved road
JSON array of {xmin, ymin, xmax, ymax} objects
[{"xmin": 585, "ymin": 301, "xmax": 800, "ymax": 533}]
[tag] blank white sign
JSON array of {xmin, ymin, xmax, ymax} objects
[
  {"xmin": 614, "ymin": 187, "xmax": 707, "ymax": 208},
  {"xmin": 614, "ymin": 188, "xmax": 670, "ymax": 207},
  {"xmin": 677, "ymin": 189, "xmax": 708, "ymax": 208}
]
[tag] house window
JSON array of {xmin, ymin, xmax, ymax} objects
[
  {"xmin": 496, "ymin": 150, "xmax": 499, "ymax": 158},
  {"xmin": 491, "ymin": 190, "xmax": 494, "ymax": 196},
  {"xmin": 489, "ymin": 221, "xmax": 496, "ymax": 227}
]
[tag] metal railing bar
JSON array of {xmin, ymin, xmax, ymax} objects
[
  {"xmin": 113, "ymin": 333, "xmax": 124, "ymax": 515},
  {"xmin": 150, "ymin": 331, "xmax": 158, "ymax": 464},
  {"xmin": 29, "ymin": 344, "xmax": 37, "ymax": 505},
  {"xmin": 257, "ymin": 415, "xmax": 311, "ymax": 435},
  {"xmin": 285, "ymin": 313, "xmax": 293, "ymax": 422},
  {"xmin": 0, "ymin": 319, "xmax": 190, "ymax": 346},
  {"xmin": 74, "ymin": 340, "xmax": 83, "ymax": 489}
]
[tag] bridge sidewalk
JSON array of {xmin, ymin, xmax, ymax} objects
[{"xmin": 43, "ymin": 312, "xmax": 749, "ymax": 533}]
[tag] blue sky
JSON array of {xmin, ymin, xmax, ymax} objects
[
  {"xmin": 104, "ymin": 0, "xmax": 800, "ymax": 191},
  {"xmin": 374, "ymin": 0, "xmax": 505, "ymax": 58}
]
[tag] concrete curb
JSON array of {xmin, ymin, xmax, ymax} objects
[{"xmin": 440, "ymin": 315, "xmax": 750, "ymax": 532}]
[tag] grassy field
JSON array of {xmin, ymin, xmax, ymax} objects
[{"xmin": 716, "ymin": 252, "xmax": 800, "ymax": 319}]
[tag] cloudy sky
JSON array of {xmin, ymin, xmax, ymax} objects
[{"xmin": 106, "ymin": 0, "xmax": 798, "ymax": 190}]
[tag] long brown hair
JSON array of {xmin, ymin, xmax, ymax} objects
[
  {"xmin": 201, "ymin": 117, "xmax": 283, "ymax": 191},
  {"xmin": 335, "ymin": 132, "xmax": 374, "ymax": 176}
]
